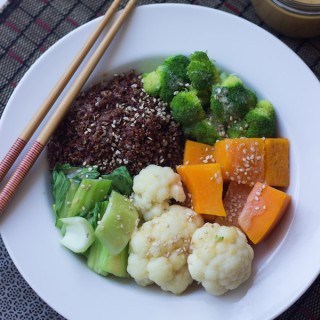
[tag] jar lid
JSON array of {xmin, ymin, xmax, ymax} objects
[{"xmin": 273, "ymin": 0, "xmax": 320, "ymax": 14}]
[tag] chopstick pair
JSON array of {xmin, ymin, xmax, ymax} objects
[{"xmin": 0, "ymin": 0, "xmax": 137, "ymax": 216}]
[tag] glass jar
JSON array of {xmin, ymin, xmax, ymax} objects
[{"xmin": 250, "ymin": 0, "xmax": 320, "ymax": 38}]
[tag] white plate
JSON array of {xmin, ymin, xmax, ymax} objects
[{"xmin": 1, "ymin": 4, "xmax": 320, "ymax": 320}]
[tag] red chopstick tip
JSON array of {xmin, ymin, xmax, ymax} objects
[
  {"xmin": 0, "ymin": 141, "xmax": 44, "ymax": 216},
  {"xmin": 0, "ymin": 138, "xmax": 27, "ymax": 183}
]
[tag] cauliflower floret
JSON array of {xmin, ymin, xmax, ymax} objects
[
  {"xmin": 133, "ymin": 165, "xmax": 186, "ymax": 221},
  {"xmin": 127, "ymin": 205, "xmax": 204, "ymax": 294},
  {"xmin": 188, "ymin": 223, "xmax": 254, "ymax": 296}
]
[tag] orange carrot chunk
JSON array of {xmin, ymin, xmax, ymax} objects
[
  {"xmin": 215, "ymin": 182, "xmax": 252, "ymax": 228},
  {"xmin": 177, "ymin": 163, "xmax": 226, "ymax": 217},
  {"xmin": 265, "ymin": 138, "xmax": 289, "ymax": 187},
  {"xmin": 238, "ymin": 182, "xmax": 291, "ymax": 244},
  {"xmin": 213, "ymin": 138, "xmax": 265, "ymax": 186},
  {"xmin": 183, "ymin": 140, "xmax": 215, "ymax": 165}
]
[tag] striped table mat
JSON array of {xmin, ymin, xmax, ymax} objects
[{"xmin": 0, "ymin": 1, "xmax": 319, "ymax": 319}]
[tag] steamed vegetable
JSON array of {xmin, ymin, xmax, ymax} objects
[
  {"xmin": 95, "ymin": 191, "xmax": 139, "ymax": 255},
  {"xmin": 213, "ymin": 138, "xmax": 289, "ymax": 187},
  {"xmin": 183, "ymin": 119, "xmax": 222, "ymax": 145},
  {"xmin": 264, "ymin": 138, "xmax": 289, "ymax": 187},
  {"xmin": 183, "ymin": 140, "xmax": 215, "ymax": 165},
  {"xmin": 141, "ymin": 66, "xmax": 163, "ymax": 96},
  {"xmin": 238, "ymin": 182, "xmax": 291, "ymax": 244},
  {"xmin": 142, "ymin": 51, "xmax": 279, "ymax": 144},
  {"xmin": 133, "ymin": 164, "xmax": 186, "ymax": 221},
  {"xmin": 188, "ymin": 223, "xmax": 254, "ymax": 296},
  {"xmin": 51, "ymin": 164, "xmax": 109, "ymax": 227},
  {"xmin": 177, "ymin": 163, "xmax": 226, "ymax": 217},
  {"xmin": 170, "ymin": 91, "xmax": 206, "ymax": 127},
  {"xmin": 213, "ymin": 138, "xmax": 265, "ymax": 186},
  {"xmin": 59, "ymin": 217, "xmax": 95, "ymax": 253},
  {"xmin": 160, "ymin": 54, "xmax": 190, "ymax": 102},
  {"xmin": 127, "ymin": 205, "xmax": 204, "ymax": 294},
  {"xmin": 210, "ymin": 75, "xmax": 256, "ymax": 125},
  {"xmin": 80, "ymin": 200, "xmax": 109, "ymax": 230},
  {"xmin": 87, "ymin": 238, "xmax": 129, "ymax": 277},
  {"xmin": 215, "ymin": 182, "xmax": 252, "ymax": 228},
  {"xmin": 66, "ymin": 179, "xmax": 112, "ymax": 219},
  {"xmin": 187, "ymin": 51, "xmax": 219, "ymax": 91},
  {"xmin": 51, "ymin": 164, "xmax": 136, "ymax": 278},
  {"xmin": 142, "ymin": 54, "xmax": 190, "ymax": 102},
  {"xmin": 244, "ymin": 100, "xmax": 276, "ymax": 138},
  {"xmin": 52, "ymin": 164, "xmax": 134, "ymax": 226},
  {"xmin": 102, "ymin": 166, "xmax": 133, "ymax": 196}
]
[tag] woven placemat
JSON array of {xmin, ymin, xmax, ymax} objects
[{"xmin": 0, "ymin": 1, "xmax": 320, "ymax": 319}]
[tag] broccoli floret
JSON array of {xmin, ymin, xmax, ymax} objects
[
  {"xmin": 184, "ymin": 119, "xmax": 221, "ymax": 145},
  {"xmin": 159, "ymin": 69, "xmax": 179, "ymax": 102},
  {"xmin": 210, "ymin": 75, "xmax": 256, "ymax": 125},
  {"xmin": 189, "ymin": 51, "xmax": 210, "ymax": 62},
  {"xmin": 245, "ymin": 100, "xmax": 276, "ymax": 138},
  {"xmin": 141, "ymin": 66, "xmax": 164, "ymax": 96},
  {"xmin": 222, "ymin": 74, "xmax": 242, "ymax": 87},
  {"xmin": 163, "ymin": 54, "xmax": 190, "ymax": 82},
  {"xmin": 247, "ymin": 89, "xmax": 258, "ymax": 109},
  {"xmin": 227, "ymin": 119, "xmax": 248, "ymax": 138},
  {"xmin": 141, "ymin": 55, "xmax": 190, "ymax": 102},
  {"xmin": 159, "ymin": 55, "xmax": 190, "ymax": 102},
  {"xmin": 187, "ymin": 51, "xmax": 219, "ymax": 91},
  {"xmin": 219, "ymin": 71, "xmax": 229, "ymax": 82},
  {"xmin": 227, "ymin": 100, "xmax": 275, "ymax": 138},
  {"xmin": 191, "ymin": 88, "xmax": 211, "ymax": 109},
  {"xmin": 170, "ymin": 91, "xmax": 205, "ymax": 127}
]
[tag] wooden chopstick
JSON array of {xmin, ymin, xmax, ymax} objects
[
  {"xmin": 0, "ymin": 0, "xmax": 123, "ymax": 184},
  {"xmin": 0, "ymin": 0, "xmax": 137, "ymax": 216}
]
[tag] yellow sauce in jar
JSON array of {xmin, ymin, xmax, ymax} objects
[{"xmin": 251, "ymin": 0, "xmax": 320, "ymax": 37}]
